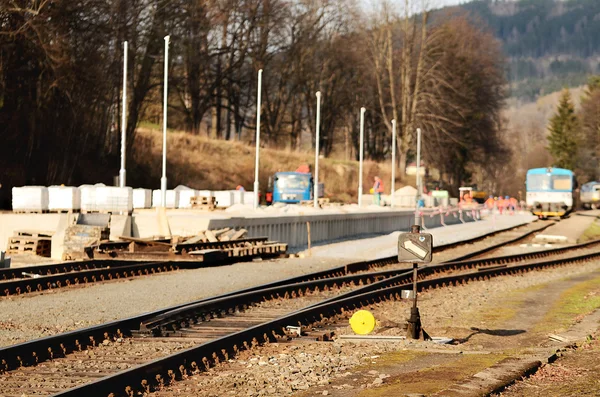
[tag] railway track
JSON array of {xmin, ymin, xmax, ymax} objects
[
  {"xmin": 0, "ymin": 220, "xmax": 548, "ymax": 297},
  {"xmin": 0, "ymin": 238, "xmax": 287, "ymax": 296},
  {"xmin": 0, "ymin": 222, "xmax": 595, "ymax": 396}
]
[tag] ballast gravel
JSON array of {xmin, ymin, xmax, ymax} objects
[
  {"xmin": 149, "ymin": 259, "xmax": 600, "ymax": 397},
  {"xmin": 0, "ymin": 256, "xmax": 350, "ymax": 347}
]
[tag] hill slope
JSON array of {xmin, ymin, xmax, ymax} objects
[
  {"xmin": 129, "ymin": 128, "xmax": 404, "ymax": 202},
  {"xmin": 448, "ymin": 0, "xmax": 600, "ymax": 101}
]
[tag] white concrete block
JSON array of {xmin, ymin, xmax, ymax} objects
[
  {"xmin": 12, "ymin": 186, "xmax": 49, "ymax": 212},
  {"xmin": 133, "ymin": 189, "xmax": 152, "ymax": 209},
  {"xmin": 152, "ymin": 190, "xmax": 179, "ymax": 208},
  {"xmin": 197, "ymin": 190, "xmax": 213, "ymax": 198},
  {"xmin": 213, "ymin": 191, "xmax": 234, "ymax": 208},
  {"xmin": 243, "ymin": 192, "xmax": 255, "ymax": 206},
  {"xmin": 48, "ymin": 186, "xmax": 81, "ymax": 211},
  {"xmin": 231, "ymin": 190, "xmax": 244, "ymax": 205},
  {"xmin": 177, "ymin": 189, "xmax": 199, "ymax": 208},
  {"xmin": 81, "ymin": 186, "xmax": 132, "ymax": 213}
]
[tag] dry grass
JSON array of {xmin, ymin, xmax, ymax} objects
[{"xmin": 131, "ymin": 127, "xmax": 404, "ymax": 202}]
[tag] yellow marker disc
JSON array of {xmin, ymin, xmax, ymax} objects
[{"xmin": 349, "ymin": 310, "xmax": 376, "ymax": 335}]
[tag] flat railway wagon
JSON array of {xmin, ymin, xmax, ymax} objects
[
  {"xmin": 580, "ymin": 181, "xmax": 600, "ymax": 209},
  {"xmin": 526, "ymin": 167, "xmax": 576, "ymax": 218}
]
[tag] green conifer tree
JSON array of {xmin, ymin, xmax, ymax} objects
[{"xmin": 547, "ymin": 89, "xmax": 579, "ymax": 170}]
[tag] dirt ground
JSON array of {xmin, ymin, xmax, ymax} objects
[{"xmin": 494, "ymin": 335, "xmax": 600, "ymax": 397}]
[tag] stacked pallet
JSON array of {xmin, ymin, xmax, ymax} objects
[
  {"xmin": 7, "ymin": 230, "xmax": 53, "ymax": 257},
  {"xmin": 190, "ymin": 196, "xmax": 216, "ymax": 211},
  {"xmin": 180, "ymin": 228, "xmax": 247, "ymax": 243},
  {"xmin": 87, "ymin": 228, "xmax": 287, "ymax": 261}
]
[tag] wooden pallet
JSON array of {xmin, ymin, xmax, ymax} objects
[
  {"xmin": 300, "ymin": 198, "xmax": 330, "ymax": 207},
  {"xmin": 190, "ymin": 196, "xmax": 216, "ymax": 211},
  {"xmin": 12, "ymin": 210, "xmax": 49, "ymax": 214},
  {"xmin": 15, "ymin": 230, "xmax": 54, "ymax": 238},
  {"xmin": 7, "ymin": 236, "xmax": 51, "ymax": 257},
  {"xmin": 80, "ymin": 210, "xmax": 130, "ymax": 214}
]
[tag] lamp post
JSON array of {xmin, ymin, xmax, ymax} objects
[
  {"xmin": 391, "ymin": 119, "xmax": 397, "ymax": 208},
  {"xmin": 253, "ymin": 69, "xmax": 263, "ymax": 209},
  {"xmin": 358, "ymin": 107, "xmax": 366, "ymax": 207},
  {"xmin": 119, "ymin": 41, "xmax": 128, "ymax": 188},
  {"xmin": 314, "ymin": 91, "xmax": 321, "ymax": 208},
  {"xmin": 161, "ymin": 35, "xmax": 170, "ymax": 207},
  {"xmin": 414, "ymin": 128, "xmax": 422, "ymax": 226}
]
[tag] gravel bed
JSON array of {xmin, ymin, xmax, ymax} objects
[
  {"xmin": 432, "ymin": 220, "xmax": 550, "ymax": 263},
  {"xmin": 0, "ymin": 256, "xmax": 350, "ymax": 348},
  {"xmin": 147, "ymin": 259, "xmax": 600, "ymax": 397}
]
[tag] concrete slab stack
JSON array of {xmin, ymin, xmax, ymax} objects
[
  {"xmin": 175, "ymin": 186, "xmax": 199, "ymax": 209},
  {"xmin": 213, "ymin": 191, "xmax": 234, "ymax": 208},
  {"xmin": 12, "ymin": 187, "xmax": 49, "ymax": 212},
  {"xmin": 152, "ymin": 190, "xmax": 179, "ymax": 208},
  {"xmin": 231, "ymin": 190, "xmax": 245, "ymax": 205},
  {"xmin": 81, "ymin": 186, "xmax": 133, "ymax": 213},
  {"xmin": 48, "ymin": 186, "xmax": 81, "ymax": 212},
  {"xmin": 133, "ymin": 189, "xmax": 152, "ymax": 209}
]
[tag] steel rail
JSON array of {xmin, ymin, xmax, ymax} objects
[
  {"xmin": 52, "ymin": 245, "xmax": 600, "ymax": 397},
  {"xmin": 142, "ymin": 237, "xmax": 600, "ymax": 333},
  {"xmin": 0, "ymin": 241, "xmax": 285, "ymax": 296},
  {"xmin": 0, "ymin": 238, "xmax": 270, "ymax": 281}
]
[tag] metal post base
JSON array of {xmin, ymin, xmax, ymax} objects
[
  {"xmin": 119, "ymin": 169, "xmax": 126, "ymax": 188},
  {"xmin": 407, "ymin": 307, "xmax": 422, "ymax": 339},
  {"xmin": 406, "ymin": 307, "xmax": 431, "ymax": 341},
  {"xmin": 160, "ymin": 177, "xmax": 168, "ymax": 207}
]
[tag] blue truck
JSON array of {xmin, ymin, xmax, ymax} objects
[{"xmin": 267, "ymin": 171, "xmax": 324, "ymax": 204}]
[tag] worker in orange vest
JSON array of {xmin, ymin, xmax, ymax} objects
[
  {"xmin": 509, "ymin": 196, "xmax": 518, "ymax": 214},
  {"xmin": 497, "ymin": 196, "xmax": 505, "ymax": 214},
  {"xmin": 464, "ymin": 192, "xmax": 473, "ymax": 205},
  {"xmin": 485, "ymin": 195, "xmax": 495, "ymax": 211},
  {"xmin": 373, "ymin": 176, "xmax": 384, "ymax": 206}
]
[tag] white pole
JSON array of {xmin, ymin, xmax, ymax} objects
[
  {"xmin": 161, "ymin": 35, "xmax": 170, "ymax": 207},
  {"xmin": 358, "ymin": 107, "xmax": 366, "ymax": 207},
  {"xmin": 414, "ymin": 128, "xmax": 422, "ymax": 226},
  {"xmin": 253, "ymin": 69, "xmax": 263, "ymax": 209},
  {"xmin": 314, "ymin": 91, "xmax": 321, "ymax": 209},
  {"xmin": 119, "ymin": 41, "xmax": 128, "ymax": 188},
  {"xmin": 391, "ymin": 119, "xmax": 396, "ymax": 208}
]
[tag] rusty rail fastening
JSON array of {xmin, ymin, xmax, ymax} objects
[{"xmin": 52, "ymin": 244, "xmax": 600, "ymax": 397}]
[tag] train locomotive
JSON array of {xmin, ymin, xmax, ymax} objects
[
  {"xmin": 580, "ymin": 181, "xmax": 600, "ymax": 209},
  {"xmin": 526, "ymin": 167, "xmax": 576, "ymax": 218}
]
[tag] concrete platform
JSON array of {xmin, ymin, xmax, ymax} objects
[
  {"xmin": 306, "ymin": 213, "xmax": 537, "ymax": 260},
  {"xmin": 533, "ymin": 211, "xmax": 599, "ymax": 244},
  {"xmin": 0, "ymin": 206, "xmax": 481, "ymax": 259}
]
